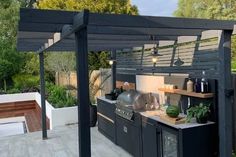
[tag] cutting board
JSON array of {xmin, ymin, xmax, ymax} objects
[{"xmin": 159, "ymin": 114, "xmax": 186, "ymax": 125}]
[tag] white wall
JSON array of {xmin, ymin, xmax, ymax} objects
[
  {"xmin": 0, "ymin": 92, "xmax": 36, "ymax": 103},
  {"xmin": 0, "ymin": 92, "xmax": 78, "ymax": 129},
  {"xmin": 136, "ymin": 75, "xmax": 165, "ymax": 104},
  {"xmin": 51, "ymin": 106, "xmax": 78, "ymax": 128},
  {"xmin": 34, "ymin": 93, "xmax": 54, "ymax": 129}
]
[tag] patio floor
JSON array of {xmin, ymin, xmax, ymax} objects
[{"xmin": 0, "ymin": 124, "xmax": 132, "ymax": 157}]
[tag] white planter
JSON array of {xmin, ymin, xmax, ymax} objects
[{"xmin": 0, "ymin": 92, "xmax": 78, "ymax": 130}]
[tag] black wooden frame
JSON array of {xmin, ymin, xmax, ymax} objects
[{"xmin": 17, "ymin": 8, "xmax": 236, "ymax": 157}]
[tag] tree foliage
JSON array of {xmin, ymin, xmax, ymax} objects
[
  {"xmin": 0, "ymin": 0, "xmax": 26, "ymax": 90},
  {"xmin": 88, "ymin": 51, "xmax": 109, "ymax": 71},
  {"xmin": 174, "ymin": 0, "xmax": 236, "ymax": 19},
  {"xmin": 174, "ymin": 0, "xmax": 236, "ymax": 60},
  {"xmin": 35, "ymin": 0, "xmax": 138, "ymax": 15}
]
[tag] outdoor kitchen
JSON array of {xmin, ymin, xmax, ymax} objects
[
  {"xmin": 97, "ymin": 37, "xmax": 220, "ymax": 157},
  {"xmin": 98, "ymin": 74, "xmax": 217, "ymax": 157}
]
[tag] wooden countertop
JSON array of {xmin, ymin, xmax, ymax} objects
[{"xmin": 140, "ymin": 110, "xmax": 215, "ymax": 129}]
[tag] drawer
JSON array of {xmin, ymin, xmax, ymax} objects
[
  {"xmin": 98, "ymin": 115, "xmax": 115, "ymax": 142},
  {"xmin": 97, "ymin": 98, "xmax": 116, "ymax": 120}
]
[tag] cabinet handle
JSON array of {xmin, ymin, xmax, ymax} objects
[{"xmin": 123, "ymin": 126, "xmax": 128, "ymax": 133}]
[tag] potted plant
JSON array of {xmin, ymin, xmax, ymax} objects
[
  {"xmin": 89, "ymin": 102, "xmax": 97, "ymax": 127},
  {"xmin": 186, "ymin": 103, "xmax": 210, "ymax": 124}
]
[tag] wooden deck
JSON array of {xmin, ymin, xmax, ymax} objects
[{"xmin": 0, "ymin": 101, "xmax": 50, "ymax": 132}]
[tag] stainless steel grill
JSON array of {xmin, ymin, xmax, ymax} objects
[
  {"xmin": 116, "ymin": 90, "xmax": 158, "ymax": 120},
  {"xmin": 117, "ymin": 90, "xmax": 148, "ymax": 111}
]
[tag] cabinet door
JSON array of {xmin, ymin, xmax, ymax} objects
[
  {"xmin": 116, "ymin": 116, "xmax": 142, "ymax": 157},
  {"xmin": 161, "ymin": 126, "xmax": 178, "ymax": 157},
  {"xmin": 142, "ymin": 121, "xmax": 158, "ymax": 157}
]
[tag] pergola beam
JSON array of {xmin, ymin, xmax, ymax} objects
[
  {"xmin": 74, "ymin": 10, "xmax": 91, "ymax": 157},
  {"xmin": 89, "ymin": 13, "xmax": 236, "ymax": 30},
  {"xmin": 39, "ymin": 51, "xmax": 47, "ymax": 140},
  {"xmin": 218, "ymin": 30, "xmax": 234, "ymax": 157}
]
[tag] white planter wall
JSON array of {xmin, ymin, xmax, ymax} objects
[
  {"xmin": 51, "ymin": 106, "xmax": 78, "ymax": 128},
  {"xmin": 0, "ymin": 92, "xmax": 78, "ymax": 130}
]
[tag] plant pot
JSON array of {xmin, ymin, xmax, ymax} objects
[
  {"xmin": 196, "ymin": 116, "xmax": 208, "ymax": 124},
  {"xmin": 90, "ymin": 104, "xmax": 97, "ymax": 127}
]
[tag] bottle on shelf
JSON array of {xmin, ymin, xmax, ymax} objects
[
  {"xmin": 200, "ymin": 71, "xmax": 209, "ymax": 93},
  {"xmin": 194, "ymin": 78, "xmax": 201, "ymax": 93},
  {"xmin": 187, "ymin": 78, "xmax": 193, "ymax": 92}
]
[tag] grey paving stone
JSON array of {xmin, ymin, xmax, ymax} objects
[{"xmin": 0, "ymin": 125, "xmax": 132, "ymax": 157}]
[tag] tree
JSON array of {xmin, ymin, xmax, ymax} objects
[
  {"xmin": 0, "ymin": 0, "xmax": 26, "ymax": 90},
  {"xmin": 0, "ymin": 59, "xmax": 14, "ymax": 91},
  {"xmin": 35, "ymin": 0, "xmax": 138, "ymax": 15},
  {"xmin": 46, "ymin": 52, "xmax": 76, "ymax": 87},
  {"xmin": 18, "ymin": 0, "xmax": 35, "ymax": 7},
  {"xmin": 88, "ymin": 51, "xmax": 109, "ymax": 71},
  {"xmin": 174, "ymin": 0, "xmax": 236, "ymax": 19}
]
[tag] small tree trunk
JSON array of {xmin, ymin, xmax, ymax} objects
[
  {"xmin": 4, "ymin": 79, "xmax": 7, "ymax": 92},
  {"xmin": 66, "ymin": 72, "xmax": 71, "ymax": 96}
]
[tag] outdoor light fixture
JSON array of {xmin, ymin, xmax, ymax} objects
[
  {"xmin": 149, "ymin": 46, "xmax": 162, "ymax": 66},
  {"xmin": 108, "ymin": 59, "xmax": 115, "ymax": 65},
  {"xmin": 108, "ymin": 51, "xmax": 116, "ymax": 66},
  {"xmin": 174, "ymin": 45, "xmax": 184, "ymax": 66}
]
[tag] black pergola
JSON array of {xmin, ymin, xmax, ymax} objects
[{"xmin": 17, "ymin": 8, "xmax": 236, "ymax": 157}]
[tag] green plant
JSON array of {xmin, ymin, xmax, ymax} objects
[
  {"xmin": 12, "ymin": 74, "xmax": 39, "ymax": 90},
  {"xmin": 6, "ymin": 88, "xmax": 21, "ymax": 94},
  {"xmin": 186, "ymin": 103, "xmax": 210, "ymax": 123},
  {"xmin": 233, "ymin": 151, "xmax": 236, "ymax": 157},
  {"xmin": 46, "ymin": 83, "xmax": 76, "ymax": 108}
]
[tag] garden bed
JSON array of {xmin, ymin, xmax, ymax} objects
[{"xmin": 0, "ymin": 92, "xmax": 78, "ymax": 129}]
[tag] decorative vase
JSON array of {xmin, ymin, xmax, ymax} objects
[{"xmin": 90, "ymin": 103, "xmax": 97, "ymax": 127}]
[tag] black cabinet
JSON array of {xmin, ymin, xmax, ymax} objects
[
  {"xmin": 141, "ymin": 116, "xmax": 216, "ymax": 157},
  {"xmin": 116, "ymin": 115, "xmax": 142, "ymax": 157},
  {"xmin": 97, "ymin": 98, "xmax": 116, "ymax": 142},
  {"xmin": 142, "ymin": 119, "xmax": 161, "ymax": 157}
]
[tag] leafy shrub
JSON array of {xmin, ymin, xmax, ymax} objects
[
  {"xmin": 12, "ymin": 74, "xmax": 39, "ymax": 90},
  {"xmin": 46, "ymin": 83, "xmax": 76, "ymax": 108},
  {"xmin": 6, "ymin": 88, "xmax": 21, "ymax": 94}
]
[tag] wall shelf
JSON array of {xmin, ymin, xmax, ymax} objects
[{"xmin": 158, "ymin": 88, "xmax": 214, "ymax": 98}]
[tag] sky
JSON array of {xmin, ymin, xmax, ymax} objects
[{"xmin": 131, "ymin": 0, "xmax": 178, "ymax": 17}]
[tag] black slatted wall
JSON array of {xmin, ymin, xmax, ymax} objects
[{"xmin": 116, "ymin": 39, "xmax": 219, "ymax": 79}]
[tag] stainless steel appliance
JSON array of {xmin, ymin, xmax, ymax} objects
[{"xmin": 115, "ymin": 90, "xmax": 157, "ymax": 157}]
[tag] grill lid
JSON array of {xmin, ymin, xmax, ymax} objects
[{"xmin": 117, "ymin": 90, "xmax": 148, "ymax": 111}]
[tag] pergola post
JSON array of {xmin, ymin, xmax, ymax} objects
[
  {"xmin": 111, "ymin": 50, "xmax": 116, "ymax": 90},
  {"xmin": 74, "ymin": 11, "xmax": 91, "ymax": 157},
  {"xmin": 39, "ymin": 51, "xmax": 47, "ymax": 139},
  {"xmin": 218, "ymin": 30, "xmax": 234, "ymax": 157}
]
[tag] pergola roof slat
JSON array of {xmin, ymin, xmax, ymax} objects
[
  {"xmin": 87, "ymin": 26, "xmax": 203, "ymax": 36},
  {"xmin": 20, "ymin": 8, "xmax": 76, "ymax": 24},
  {"xmin": 17, "ymin": 8, "xmax": 236, "ymax": 52}
]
